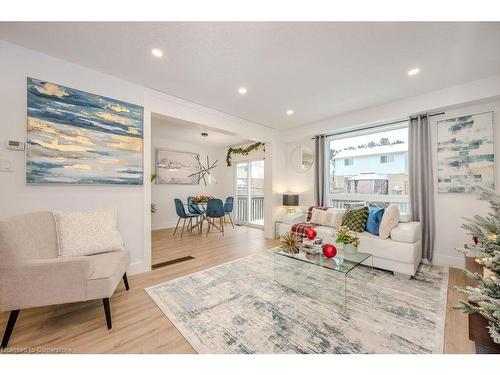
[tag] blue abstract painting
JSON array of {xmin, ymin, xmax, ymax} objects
[
  {"xmin": 437, "ymin": 111, "xmax": 494, "ymax": 193},
  {"xmin": 26, "ymin": 78, "xmax": 144, "ymax": 184}
]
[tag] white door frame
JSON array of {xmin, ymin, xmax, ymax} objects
[{"xmin": 233, "ymin": 158, "xmax": 265, "ymax": 228}]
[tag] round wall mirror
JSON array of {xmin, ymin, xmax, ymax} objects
[{"xmin": 289, "ymin": 145, "xmax": 314, "ymax": 173}]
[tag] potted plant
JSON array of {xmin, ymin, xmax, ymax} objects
[{"xmin": 336, "ymin": 226, "xmax": 360, "ymax": 254}]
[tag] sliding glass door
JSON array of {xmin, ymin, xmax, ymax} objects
[{"xmin": 235, "ymin": 160, "xmax": 264, "ymax": 227}]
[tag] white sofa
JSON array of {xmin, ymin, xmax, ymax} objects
[{"xmin": 277, "ymin": 209, "xmax": 422, "ymax": 279}]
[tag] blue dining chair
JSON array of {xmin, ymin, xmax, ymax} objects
[
  {"xmin": 173, "ymin": 198, "xmax": 200, "ymax": 238},
  {"xmin": 187, "ymin": 196, "xmax": 204, "ymax": 215},
  {"xmin": 224, "ymin": 196, "xmax": 235, "ymax": 228},
  {"xmin": 205, "ymin": 199, "xmax": 225, "ymax": 236}
]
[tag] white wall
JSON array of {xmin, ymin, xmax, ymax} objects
[
  {"xmin": 0, "ymin": 41, "xmax": 275, "ymax": 274},
  {"xmin": 281, "ymin": 99, "xmax": 500, "ymax": 268},
  {"xmin": 278, "ymin": 74, "xmax": 500, "ymax": 143},
  {"xmin": 0, "ymin": 41, "xmax": 150, "ymax": 275},
  {"xmin": 430, "ymin": 99, "xmax": 500, "ymax": 268},
  {"xmin": 144, "ymin": 89, "xmax": 276, "ymax": 240},
  {"xmin": 268, "ymin": 140, "xmax": 289, "ymax": 237},
  {"xmin": 151, "ymin": 137, "xmax": 276, "ymax": 235},
  {"xmin": 5, "ymin": 39, "xmax": 497, "ymax": 271},
  {"xmin": 151, "ymin": 123, "xmax": 232, "ymax": 230},
  {"xmin": 285, "ymin": 138, "xmax": 316, "ymax": 209}
]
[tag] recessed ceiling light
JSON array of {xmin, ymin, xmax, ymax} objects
[
  {"xmin": 238, "ymin": 87, "xmax": 247, "ymax": 95},
  {"xmin": 407, "ymin": 68, "xmax": 420, "ymax": 76},
  {"xmin": 151, "ymin": 49, "xmax": 163, "ymax": 57},
  {"xmin": 286, "ymin": 109, "xmax": 294, "ymax": 116}
]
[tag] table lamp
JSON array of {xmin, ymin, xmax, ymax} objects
[{"xmin": 282, "ymin": 194, "xmax": 299, "ymax": 213}]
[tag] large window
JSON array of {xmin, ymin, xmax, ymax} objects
[{"xmin": 327, "ymin": 124, "xmax": 410, "ymax": 214}]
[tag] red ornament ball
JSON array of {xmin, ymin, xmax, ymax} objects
[
  {"xmin": 322, "ymin": 243, "xmax": 337, "ymax": 258},
  {"xmin": 305, "ymin": 228, "xmax": 317, "ymax": 240}
]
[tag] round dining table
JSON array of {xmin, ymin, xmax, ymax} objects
[{"xmin": 184, "ymin": 201, "xmax": 224, "ymax": 234}]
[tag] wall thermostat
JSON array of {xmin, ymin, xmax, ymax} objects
[{"xmin": 6, "ymin": 140, "xmax": 25, "ymax": 151}]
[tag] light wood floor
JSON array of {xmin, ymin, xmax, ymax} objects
[{"xmin": 0, "ymin": 225, "xmax": 474, "ymax": 354}]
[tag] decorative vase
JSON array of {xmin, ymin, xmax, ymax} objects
[{"xmin": 344, "ymin": 243, "xmax": 357, "ymax": 254}]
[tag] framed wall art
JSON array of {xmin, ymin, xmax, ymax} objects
[
  {"xmin": 437, "ymin": 111, "xmax": 494, "ymax": 193},
  {"xmin": 26, "ymin": 77, "xmax": 144, "ymax": 185},
  {"xmin": 155, "ymin": 149, "xmax": 199, "ymax": 185}
]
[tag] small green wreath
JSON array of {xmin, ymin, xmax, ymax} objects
[{"xmin": 226, "ymin": 142, "xmax": 265, "ymax": 167}]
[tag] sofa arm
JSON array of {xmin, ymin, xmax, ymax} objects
[
  {"xmin": 390, "ymin": 221, "xmax": 421, "ymax": 243},
  {"xmin": 0, "ymin": 257, "xmax": 91, "ymax": 311},
  {"xmin": 280, "ymin": 213, "xmax": 308, "ymax": 225}
]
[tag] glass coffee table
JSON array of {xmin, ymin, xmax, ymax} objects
[{"xmin": 274, "ymin": 248, "xmax": 373, "ymax": 311}]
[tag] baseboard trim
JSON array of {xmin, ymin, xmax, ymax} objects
[
  {"xmin": 432, "ymin": 254, "xmax": 464, "ymax": 269},
  {"xmin": 152, "ymin": 221, "xmax": 177, "ymax": 230}
]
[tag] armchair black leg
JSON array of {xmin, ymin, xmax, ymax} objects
[
  {"xmin": 1, "ymin": 310, "xmax": 20, "ymax": 349},
  {"xmin": 122, "ymin": 273, "xmax": 130, "ymax": 291},
  {"xmin": 102, "ymin": 298, "xmax": 112, "ymax": 330}
]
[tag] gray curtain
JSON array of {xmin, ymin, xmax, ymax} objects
[
  {"xmin": 409, "ymin": 115, "xmax": 435, "ymax": 261},
  {"xmin": 314, "ymin": 135, "xmax": 327, "ymax": 206}
]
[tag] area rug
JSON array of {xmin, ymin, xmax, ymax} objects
[{"xmin": 146, "ymin": 248, "xmax": 449, "ymax": 354}]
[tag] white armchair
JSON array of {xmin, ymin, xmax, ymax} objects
[{"xmin": 0, "ymin": 211, "xmax": 130, "ymax": 348}]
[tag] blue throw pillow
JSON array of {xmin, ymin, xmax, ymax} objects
[{"xmin": 365, "ymin": 207, "xmax": 385, "ymax": 235}]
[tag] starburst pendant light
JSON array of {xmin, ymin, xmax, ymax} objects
[{"xmin": 188, "ymin": 155, "xmax": 218, "ymax": 186}]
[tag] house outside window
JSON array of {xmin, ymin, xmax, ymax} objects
[
  {"xmin": 380, "ymin": 154, "xmax": 395, "ymax": 164},
  {"xmin": 327, "ymin": 124, "xmax": 410, "ymax": 214}
]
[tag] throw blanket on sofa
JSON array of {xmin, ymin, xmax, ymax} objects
[
  {"xmin": 290, "ymin": 222, "xmax": 319, "ymax": 237},
  {"xmin": 291, "ymin": 206, "xmax": 329, "ymax": 237}
]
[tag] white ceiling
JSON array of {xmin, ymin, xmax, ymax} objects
[
  {"xmin": 1, "ymin": 22, "xmax": 500, "ymax": 129},
  {"xmin": 152, "ymin": 114, "xmax": 249, "ymax": 147}
]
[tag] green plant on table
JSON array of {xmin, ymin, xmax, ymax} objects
[{"xmin": 336, "ymin": 225, "xmax": 360, "ymax": 247}]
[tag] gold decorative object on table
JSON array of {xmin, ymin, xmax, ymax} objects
[{"xmin": 280, "ymin": 232, "xmax": 300, "ymax": 254}]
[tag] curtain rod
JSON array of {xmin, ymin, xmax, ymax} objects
[{"xmin": 312, "ymin": 111, "xmax": 445, "ymax": 139}]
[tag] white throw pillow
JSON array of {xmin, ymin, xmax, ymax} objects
[
  {"xmin": 379, "ymin": 204, "xmax": 400, "ymax": 239},
  {"xmin": 321, "ymin": 209, "xmax": 345, "ymax": 228},
  {"xmin": 310, "ymin": 208, "xmax": 325, "ymax": 224},
  {"xmin": 53, "ymin": 208, "xmax": 124, "ymax": 257}
]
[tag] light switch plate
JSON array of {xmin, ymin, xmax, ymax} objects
[{"xmin": 0, "ymin": 159, "xmax": 13, "ymax": 172}]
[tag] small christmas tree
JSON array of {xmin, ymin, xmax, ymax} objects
[{"xmin": 456, "ymin": 188, "xmax": 500, "ymax": 344}]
